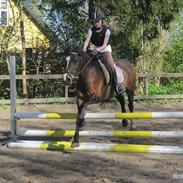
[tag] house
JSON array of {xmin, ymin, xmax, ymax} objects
[{"xmin": 0, "ymin": 0, "xmax": 55, "ymax": 53}]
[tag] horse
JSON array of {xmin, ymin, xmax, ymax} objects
[{"xmin": 64, "ymin": 46, "xmax": 136, "ymax": 146}]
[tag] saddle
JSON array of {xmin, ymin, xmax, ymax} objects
[{"xmin": 97, "ymin": 57, "xmax": 124, "ymax": 85}]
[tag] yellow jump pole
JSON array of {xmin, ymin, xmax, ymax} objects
[
  {"xmin": 16, "ymin": 112, "xmax": 183, "ymax": 119},
  {"xmin": 17, "ymin": 130, "xmax": 183, "ymax": 138},
  {"xmin": 7, "ymin": 140, "xmax": 183, "ymax": 154}
]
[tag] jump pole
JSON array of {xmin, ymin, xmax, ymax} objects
[
  {"xmin": 16, "ymin": 111, "xmax": 183, "ymax": 119},
  {"xmin": 17, "ymin": 129, "xmax": 183, "ymax": 138},
  {"xmin": 6, "ymin": 140, "xmax": 183, "ymax": 154}
]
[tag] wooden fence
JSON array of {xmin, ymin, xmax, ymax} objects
[{"xmin": 0, "ymin": 73, "xmax": 183, "ymax": 104}]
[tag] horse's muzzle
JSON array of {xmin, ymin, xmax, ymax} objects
[{"xmin": 63, "ymin": 73, "xmax": 74, "ymax": 85}]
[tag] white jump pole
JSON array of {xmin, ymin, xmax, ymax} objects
[
  {"xmin": 16, "ymin": 111, "xmax": 183, "ymax": 119},
  {"xmin": 7, "ymin": 140, "xmax": 183, "ymax": 154},
  {"xmin": 17, "ymin": 129, "xmax": 183, "ymax": 138}
]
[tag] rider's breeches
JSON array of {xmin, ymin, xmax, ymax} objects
[{"xmin": 102, "ymin": 52, "xmax": 115, "ymax": 72}]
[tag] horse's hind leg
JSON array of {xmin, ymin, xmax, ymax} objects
[
  {"xmin": 116, "ymin": 94, "xmax": 128, "ymax": 127},
  {"xmin": 126, "ymin": 90, "xmax": 134, "ymax": 130},
  {"xmin": 72, "ymin": 98, "xmax": 89, "ymax": 147}
]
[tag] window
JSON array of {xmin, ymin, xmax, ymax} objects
[
  {"xmin": 1, "ymin": 1, "xmax": 7, "ymax": 9},
  {"xmin": 0, "ymin": 0, "xmax": 8, "ymax": 26}
]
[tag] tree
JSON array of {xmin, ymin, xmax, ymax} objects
[
  {"xmin": 163, "ymin": 14, "xmax": 183, "ymax": 73},
  {"xmin": 19, "ymin": 6, "xmax": 28, "ymax": 97}
]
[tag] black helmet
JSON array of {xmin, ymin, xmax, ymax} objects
[{"xmin": 91, "ymin": 9, "xmax": 105, "ymax": 21}]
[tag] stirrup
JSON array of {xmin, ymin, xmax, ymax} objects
[{"xmin": 116, "ymin": 84, "xmax": 125, "ymax": 94}]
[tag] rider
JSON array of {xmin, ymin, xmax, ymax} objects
[{"xmin": 82, "ymin": 9, "xmax": 124, "ymax": 95}]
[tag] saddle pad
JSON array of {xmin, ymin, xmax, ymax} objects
[
  {"xmin": 114, "ymin": 64, "xmax": 124, "ymax": 83},
  {"xmin": 98, "ymin": 59, "xmax": 110, "ymax": 85}
]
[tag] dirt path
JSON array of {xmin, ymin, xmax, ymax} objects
[{"xmin": 0, "ymin": 102, "xmax": 183, "ymax": 183}]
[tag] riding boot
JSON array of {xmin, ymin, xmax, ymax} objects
[{"xmin": 112, "ymin": 70, "xmax": 125, "ymax": 95}]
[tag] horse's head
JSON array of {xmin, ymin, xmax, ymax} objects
[{"xmin": 63, "ymin": 45, "xmax": 83, "ymax": 85}]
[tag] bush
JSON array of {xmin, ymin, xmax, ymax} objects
[{"xmin": 149, "ymin": 79, "xmax": 183, "ymax": 95}]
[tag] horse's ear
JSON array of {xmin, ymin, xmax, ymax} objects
[
  {"xmin": 71, "ymin": 45, "xmax": 82, "ymax": 56},
  {"xmin": 64, "ymin": 44, "xmax": 72, "ymax": 56}
]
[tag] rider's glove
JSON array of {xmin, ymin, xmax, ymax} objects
[{"xmin": 91, "ymin": 50, "xmax": 98, "ymax": 56}]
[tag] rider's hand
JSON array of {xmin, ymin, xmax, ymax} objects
[
  {"xmin": 91, "ymin": 50, "xmax": 98, "ymax": 56},
  {"xmin": 83, "ymin": 47, "xmax": 87, "ymax": 52}
]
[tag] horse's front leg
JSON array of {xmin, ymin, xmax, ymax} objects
[
  {"xmin": 72, "ymin": 98, "xmax": 89, "ymax": 147},
  {"xmin": 77, "ymin": 98, "xmax": 88, "ymax": 128},
  {"xmin": 127, "ymin": 90, "xmax": 134, "ymax": 130},
  {"xmin": 116, "ymin": 94, "xmax": 128, "ymax": 127}
]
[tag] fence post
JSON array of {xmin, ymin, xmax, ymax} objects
[
  {"xmin": 145, "ymin": 77, "xmax": 149, "ymax": 96},
  {"xmin": 65, "ymin": 85, "xmax": 68, "ymax": 99}
]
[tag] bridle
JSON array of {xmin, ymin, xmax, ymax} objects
[{"xmin": 67, "ymin": 52, "xmax": 95, "ymax": 78}]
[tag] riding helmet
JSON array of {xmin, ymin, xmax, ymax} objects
[{"xmin": 91, "ymin": 9, "xmax": 105, "ymax": 21}]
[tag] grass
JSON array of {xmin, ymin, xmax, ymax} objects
[{"xmin": 0, "ymin": 104, "xmax": 9, "ymax": 109}]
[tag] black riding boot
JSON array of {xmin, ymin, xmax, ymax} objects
[{"xmin": 112, "ymin": 70, "xmax": 125, "ymax": 95}]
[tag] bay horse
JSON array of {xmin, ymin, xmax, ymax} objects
[{"xmin": 64, "ymin": 46, "xmax": 136, "ymax": 146}]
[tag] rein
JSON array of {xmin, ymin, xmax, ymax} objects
[
  {"xmin": 69, "ymin": 52, "xmax": 95, "ymax": 77},
  {"xmin": 77, "ymin": 55, "xmax": 95, "ymax": 76}
]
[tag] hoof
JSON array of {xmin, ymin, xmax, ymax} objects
[
  {"xmin": 122, "ymin": 119, "xmax": 128, "ymax": 127},
  {"xmin": 71, "ymin": 141, "xmax": 79, "ymax": 148},
  {"xmin": 79, "ymin": 120, "xmax": 85, "ymax": 128},
  {"xmin": 79, "ymin": 126, "xmax": 85, "ymax": 131}
]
